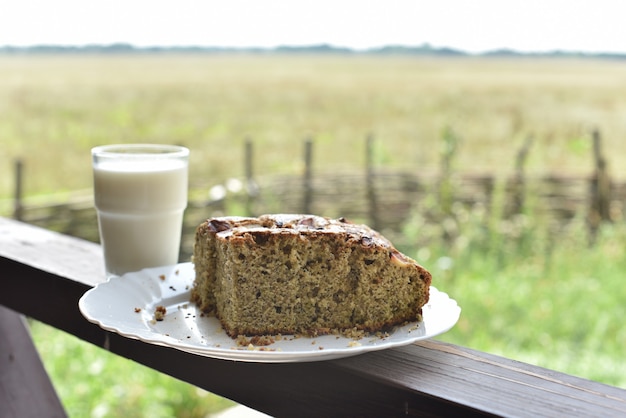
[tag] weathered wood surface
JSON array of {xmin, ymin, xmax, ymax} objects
[
  {"xmin": 1, "ymin": 217, "xmax": 626, "ymax": 417},
  {"xmin": 0, "ymin": 305, "xmax": 67, "ymax": 418}
]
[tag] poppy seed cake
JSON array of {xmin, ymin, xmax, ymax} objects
[{"xmin": 191, "ymin": 214, "xmax": 432, "ymax": 337}]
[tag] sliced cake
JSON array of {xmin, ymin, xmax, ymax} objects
[{"xmin": 191, "ymin": 214, "xmax": 432, "ymax": 337}]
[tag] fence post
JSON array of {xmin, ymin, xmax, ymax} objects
[
  {"xmin": 588, "ymin": 129, "xmax": 611, "ymax": 238},
  {"xmin": 509, "ymin": 135, "xmax": 533, "ymax": 216},
  {"xmin": 244, "ymin": 138, "xmax": 258, "ymax": 215},
  {"xmin": 245, "ymin": 138, "xmax": 253, "ymax": 183},
  {"xmin": 365, "ymin": 134, "xmax": 379, "ymax": 230},
  {"xmin": 302, "ymin": 138, "xmax": 313, "ymax": 214},
  {"xmin": 439, "ymin": 126, "xmax": 458, "ymax": 216},
  {"xmin": 13, "ymin": 159, "xmax": 24, "ymax": 221}
]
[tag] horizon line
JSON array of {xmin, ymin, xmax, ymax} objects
[{"xmin": 1, "ymin": 42, "xmax": 626, "ymax": 58}]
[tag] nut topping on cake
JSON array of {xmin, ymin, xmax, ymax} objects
[{"xmin": 208, "ymin": 219, "xmax": 232, "ymax": 233}]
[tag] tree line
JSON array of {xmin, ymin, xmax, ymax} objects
[{"xmin": 1, "ymin": 43, "xmax": 625, "ymax": 59}]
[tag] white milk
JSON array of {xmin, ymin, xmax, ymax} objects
[{"xmin": 94, "ymin": 159, "xmax": 188, "ymax": 276}]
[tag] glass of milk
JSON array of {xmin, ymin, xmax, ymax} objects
[{"xmin": 92, "ymin": 144, "xmax": 189, "ymax": 277}]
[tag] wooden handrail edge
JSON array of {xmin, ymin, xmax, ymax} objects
[{"xmin": 1, "ymin": 217, "xmax": 625, "ymax": 417}]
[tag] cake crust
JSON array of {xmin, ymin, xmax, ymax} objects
[{"xmin": 191, "ymin": 214, "xmax": 432, "ymax": 337}]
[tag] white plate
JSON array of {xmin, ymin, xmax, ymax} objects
[{"xmin": 79, "ymin": 263, "xmax": 461, "ymax": 362}]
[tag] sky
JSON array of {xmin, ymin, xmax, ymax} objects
[{"xmin": 2, "ymin": 0, "xmax": 626, "ymax": 54}]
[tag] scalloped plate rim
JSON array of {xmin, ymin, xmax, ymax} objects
[{"xmin": 79, "ymin": 262, "xmax": 460, "ymax": 362}]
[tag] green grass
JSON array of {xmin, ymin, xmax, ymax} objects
[
  {"xmin": 396, "ymin": 192, "xmax": 626, "ymax": 389},
  {"xmin": 29, "ymin": 321, "xmax": 235, "ymax": 418},
  {"xmin": 442, "ymin": 223, "xmax": 626, "ymax": 387},
  {"xmin": 28, "ymin": 205, "xmax": 626, "ymax": 417},
  {"xmin": 4, "ymin": 54, "xmax": 626, "ymax": 415}
]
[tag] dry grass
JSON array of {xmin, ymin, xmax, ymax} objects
[{"xmin": 1, "ymin": 54, "xmax": 626, "ymax": 200}]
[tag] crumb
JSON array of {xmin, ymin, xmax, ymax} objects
[
  {"xmin": 134, "ymin": 307, "xmax": 141, "ymax": 313},
  {"xmin": 159, "ymin": 274, "xmax": 166, "ymax": 281},
  {"xmin": 235, "ymin": 335, "xmax": 249, "ymax": 347},
  {"xmin": 229, "ymin": 344, "xmax": 278, "ymax": 352},
  {"xmin": 343, "ymin": 327, "xmax": 366, "ymax": 340},
  {"xmin": 250, "ymin": 335, "xmax": 275, "ymax": 346},
  {"xmin": 235, "ymin": 335, "xmax": 276, "ymax": 347},
  {"xmin": 311, "ymin": 340, "xmax": 316, "ymax": 345},
  {"xmin": 154, "ymin": 305, "xmax": 167, "ymax": 321},
  {"xmin": 319, "ymin": 346, "xmax": 324, "ymax": 350},
  {"xmin": 175, "ymin": 269, "xmax": 180, "ymax": 275},
  {"xmin": 348, "ymin": 340, "xmax": 362, "ymax": 348},
  {"xmin": 169, "ymin": 285, "xmax": 176, "ymax": 291}
]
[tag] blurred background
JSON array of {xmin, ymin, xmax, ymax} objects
[{"xmin": 2, "ymin": 1, "xmax": 626, "ymax": 416}]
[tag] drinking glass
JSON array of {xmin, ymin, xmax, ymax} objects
[{"xmin": 92, "ymin": 144, "xmax": 189, "ymax": 277}]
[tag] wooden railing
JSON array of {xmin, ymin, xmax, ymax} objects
[{"xmin": 2, "ymin": 216, "xmax": 626, "ymax": 417}]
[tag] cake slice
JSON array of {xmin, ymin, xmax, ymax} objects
[{"xmin": 191, "ymin": 214, "xmax": 432, "ymax": 337}]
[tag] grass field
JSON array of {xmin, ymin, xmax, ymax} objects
[
  {"xmin": 2, "ymin": 54, "xmax": 626, "ymax": 416},
  {"xmin": 2, "ymin": 54, "xmax": 626, "ymax": 200}
]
